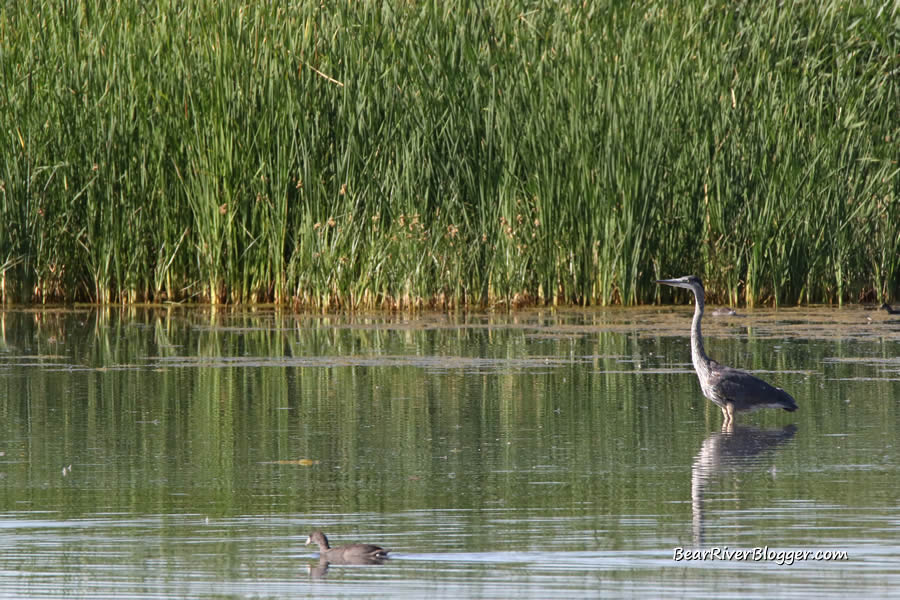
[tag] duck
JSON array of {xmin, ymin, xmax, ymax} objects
[{"xmin": 305, "ymin": 530, "xmax": 390, "ymax": 563}]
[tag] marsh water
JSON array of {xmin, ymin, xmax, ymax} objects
[{"xmin": 0, "ymin": 306, "xmax": 898, "ymax": 598}]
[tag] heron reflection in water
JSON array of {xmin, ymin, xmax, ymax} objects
[
  {"xmin": 656, "ymin": 276, "xmax": 797, "ymax": 429},
  {"xmin": 691, "ymin": 425, "xmax": 797, "ymax": 545}
]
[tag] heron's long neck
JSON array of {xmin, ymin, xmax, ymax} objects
[{"xmin": 690, "ymin": 290, "xmax": 711, "ymax": 373}]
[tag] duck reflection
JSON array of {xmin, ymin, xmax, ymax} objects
[
  {"xmin": 691, "ymin": 424, "xmax": 797, "ymax": 546},
  {"xmin": 306, "ymin": 555, "xmax": 389, "ymax": 579}
]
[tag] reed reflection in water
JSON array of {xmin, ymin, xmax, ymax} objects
[{"xmin": 0, "ymin": 307, "xmax": 897, "ymax": 598}]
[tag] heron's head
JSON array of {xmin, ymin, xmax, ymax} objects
[
  {"xmin": 656, "ymin": 275, "xmax": 704, "ymax": 291},
  {"xmin": 656, "ymin": 275, "xmax": 705, "ymax": 296}
]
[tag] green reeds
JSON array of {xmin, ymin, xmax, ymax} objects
[{"xmin": 1, "ymin": 1, "xmax": 897, "ymax": 307}]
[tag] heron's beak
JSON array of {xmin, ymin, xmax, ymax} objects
[
  {"xmin": 305, "ymin": 536, "xmax": 312, "ymax": 545},
  {"xmin": 656, "ymin": 278, "xmax": 686, "ymax": 288}
]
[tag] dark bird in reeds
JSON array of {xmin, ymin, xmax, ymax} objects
[
  {"xmin": 881, "ymin": 303, "xmax": 899, "ymax": 315},
  {"xmin": 656, "ymin": 276, "xmax": 797, "ymax": 429},
  {"xmin": 305, "ymin": 531, "xmax": 390, "ymax": 563}
]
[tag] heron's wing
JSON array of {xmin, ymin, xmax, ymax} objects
[{"xmin": 708, "ymin": 364, "xmax": 780, "ymax": 405}]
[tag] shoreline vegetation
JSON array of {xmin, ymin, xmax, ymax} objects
[{"xmin": 2, "ymin": 2, "xmax": 898, "ymax": 308}]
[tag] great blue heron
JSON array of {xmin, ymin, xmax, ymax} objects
[
  {"xmin": 881, "ymin": 303, "xmax": 899, "ymax": 315},
  {"xmin": 656, "ymin": 275, "xmax": 797, "ymax": 427}
]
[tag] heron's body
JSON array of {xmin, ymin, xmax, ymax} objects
[{"xmin": 657, "ymin": 276, "xmax": 797, "ymax": 427}]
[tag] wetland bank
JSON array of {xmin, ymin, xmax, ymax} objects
[
  {"xmin": 2, "ymin": 1, "xmax": 898, "ymax": 307},
  {"xmin": 0, "ymin": 306, "xmax": 898, "ymax": 597}
]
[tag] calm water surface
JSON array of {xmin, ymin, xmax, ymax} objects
[{"xmin": 0, "ymin": 306, "xmax": 898, "ymax": 598}]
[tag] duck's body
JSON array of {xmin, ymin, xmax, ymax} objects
[
  {"xmin": 657, "ymin": 276, "xmax": 797, "ymax": 428},
  {"xmin": 305, "ymin": 531, "xmax": 389, "ymax": 563}
]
